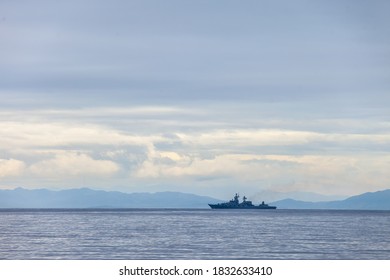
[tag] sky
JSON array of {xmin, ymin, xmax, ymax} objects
[{"xmin": 0, "ymin": 0, "xmax": 389, "ymax": 199}]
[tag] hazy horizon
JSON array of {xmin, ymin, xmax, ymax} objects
[{"xmin": 1, "ymin": 0, "xmax": 389, "ymax": 199}]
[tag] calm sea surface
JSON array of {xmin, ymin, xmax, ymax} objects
[{"xmin": 1, "ymin": 209, "xmax": 390, "ymax": 259}]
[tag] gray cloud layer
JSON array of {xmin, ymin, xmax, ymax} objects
[{"xmin": 1, "ymin": 0, "xmax": 389, "ymax": 197}]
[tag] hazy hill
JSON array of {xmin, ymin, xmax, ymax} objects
[
  {"xmin": 251, "ymin": 190, "xmax": 346, "ymax": 203},
  {"xmin": 272, "ymin": 189, "xmax": 390, "ymax": 210},
  {"xmin": 0, "ymin": 188, "xmax": 222, "ymax": 208},
  {"xmin": 1, "ymin": 188, "xmax": 389, "ymax": 210}
]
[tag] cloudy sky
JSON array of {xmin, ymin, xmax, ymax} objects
[{"xmin": 1, "ymin": 0, "xmax": 389, "ymax": 199}]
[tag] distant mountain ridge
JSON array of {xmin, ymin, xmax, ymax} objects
[
  {"xmin": 272, "ymin": 189, "xmax": 390, "ymax": 210},
  {"xmin": 251, "ymin": 190, "xmax": 346, "ymax": 203},
  {"xmin": 0, "ymin": 188, "xmax": 222, "ymax": 208},
  {"xmin": 0, "ymin": 187, "xmax": 389, "ymax": 210}
]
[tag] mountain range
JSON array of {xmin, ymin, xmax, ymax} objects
[
  {"xmin": 0, "ymin": 188, "xmax": 222, "ymax": 208},
  {"xmin": 251, "ymin": 190, "xmax": 346, "ymax": 202},
  {"xmin": 272, "ymin": 189, "xmax": 390, "ymax": 210},
  {"xmin": 0, "ymin": 187, "xmax": 389, "ymax": 210}
]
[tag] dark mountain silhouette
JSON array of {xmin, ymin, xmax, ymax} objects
[
  {"xmin": 1, "ymin": 188, "xmax": 389, "ymax": 209},
  {"xmin": 0, "ymin": 187, "xmax": 222, "ymax": 208},
  {"xmin": 272, "ymin": 189, "xmax": 390, "ymax": 210}
]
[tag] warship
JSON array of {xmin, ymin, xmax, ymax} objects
[{"xmin": 208, "ymin": 193, "xmax": 277, "ymax": 209}]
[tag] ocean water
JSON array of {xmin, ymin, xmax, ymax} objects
[{"xmin": 0, "ymin": 209, "xmax": 390, "ymax": 260}]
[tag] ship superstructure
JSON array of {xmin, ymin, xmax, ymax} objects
[{"xmin": 208, "ymin": 193, "xmax": 276, "ymax": 209}]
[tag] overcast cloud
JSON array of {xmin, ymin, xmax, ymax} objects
[{"xmin": 0, "ymin": 0, "xmax": 389, "ymax": 199}]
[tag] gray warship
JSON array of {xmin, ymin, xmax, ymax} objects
[{"xmin": 208, "ymin": 193, "xmax": 276, "ymax": 209}]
